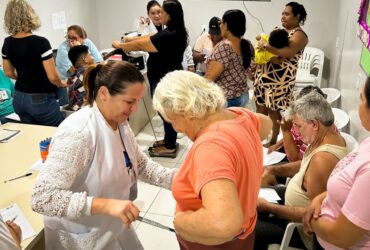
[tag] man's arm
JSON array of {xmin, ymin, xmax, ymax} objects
[
  {"xmin": 258, "ymin": 198, "xmax": 305, "ymax": 222},
  {"xmin": 305, "ymin": 152, "xmax": 340, "ymax": 200},
  {"xmin": 266, "ymin": 161, "xmax": 301, "ymax": 178}
]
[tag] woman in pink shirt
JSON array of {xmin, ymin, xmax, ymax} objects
[{"xmin": 304, "ymin": 77, "xmax": 370, "ymax": 249}]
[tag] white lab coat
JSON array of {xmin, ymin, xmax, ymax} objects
[{"xmin": 32, "ymin": 103, "xmax": 176, "ymax": 250}]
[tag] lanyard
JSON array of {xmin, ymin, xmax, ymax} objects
[
  {"xmin": 118, "ymin": 127, "xmax": 132, "ymax": 171},
  {"xmin": 118, "ymin": 126, "xmax": 137, "ymax": 201}
]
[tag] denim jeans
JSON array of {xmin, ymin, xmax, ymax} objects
[
  {"xmin": 0, "ymin": 114, "xmax": 8, "ymax": 124},
  {"xmin": 13, "ymin": 90, "xmax": 64, "ymax": 127},
  {"xmin": 149, "ymin": 79, "xmax": 177, "ymax": 149},
  {"xmin": 56, "ymin": 87, "xmax": 69, "ymax": 106},
  {"xmin": 227, "ymin": 91, "xmax": 249, "ymax": 108}
]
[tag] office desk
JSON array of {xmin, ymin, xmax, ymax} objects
[{"xmin": 0, "ymin": 123, "xmax": 57, "ymax": 249}]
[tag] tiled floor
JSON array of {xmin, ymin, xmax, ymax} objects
[{"xmin": 133, "ymin": 115, "xmax": 192, "ymax": 250}]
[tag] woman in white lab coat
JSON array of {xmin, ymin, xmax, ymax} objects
[{"xmin": 31, "ymin": 61, "xmax": 177, "ymax": 250}]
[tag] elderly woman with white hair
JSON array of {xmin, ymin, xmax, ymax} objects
[
  {"xmin": 153, "ymin": 70, "xmax": 272, "ymax": 250},
  {"xmin": 255, "ymin": 92, "xmax": 348, "ymax": 250}
]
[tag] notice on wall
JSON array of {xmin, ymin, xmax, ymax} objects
[{"xmin": 51, "ymin": 11, "xmax": 67, "ymax": 30}]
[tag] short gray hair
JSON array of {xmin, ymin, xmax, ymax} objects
[
  {"xmin": 285, "ymin": 91, "xmax": 334, "ymax": 127},
  {"xmin": 153, "ymin": 70, "xmax": 226, "ymax": 120}
]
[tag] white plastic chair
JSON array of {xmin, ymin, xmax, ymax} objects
[
  {"xmin": 332, "ymin": 108, "xmax": 350, "ymax": 130},
  {"xmin": 295, "ymin": 47, "xmax": 325, "ymax": 90},
  {"xmin": 321, "ymin": 88, "xmax": 341, "ymax": 105},
  {"xmin": 340, "ymin": 132, "xmax": 359, "ymax": 151},
  {"xmin": 267, "ymin": 222, "xmax": 305, "ymax": 250}
]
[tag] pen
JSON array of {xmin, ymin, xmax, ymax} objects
[
  {"xmin": 10, "ymin": 215, "xmax": 18, "ymax": 223},
  {"xmin": 0, "ymin": 129, "xmax": 21, "ymax": 142},
  {"xmin": 4, "ymin": 173, "xmax": 32, "ymax": 183}
]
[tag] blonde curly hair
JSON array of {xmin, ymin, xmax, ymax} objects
[
  {"xmin": 4, "ymin": 0, "xmax": 41, "ymax": 35},
  {"xmin": 153, "ymin": 70, "xmax": 226, "ymax": 120}
]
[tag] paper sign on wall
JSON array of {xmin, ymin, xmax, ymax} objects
[{"xmin": 52, "ymin": 11, "xmax": 67, "ymax": 30}]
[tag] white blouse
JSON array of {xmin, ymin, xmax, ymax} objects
[{"xmin": 31, "ymin": 103, "xmax": 177, "ymax": 250}]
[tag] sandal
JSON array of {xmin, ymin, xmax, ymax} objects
[
  {"xmin": 152, "ymin": 139, "xmax": 165, "ymax": 147},
  {"xmin": 149, "ymin": 144, "xmax": 179, "ymax": 158},
  {"xmin": 148, "ymin": 140, "xmax": 165, "ymax": 151}
]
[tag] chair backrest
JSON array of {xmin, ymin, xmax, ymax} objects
[
  {"xmin": 340, "ymin": 132, "xmax": 359, "ymax": 152},
  {"xmin": 321, "ymin": 87, "xmax": 341, "ymax": 105},
  {"xmin": 296, "ymin": 47, "xmax": 325, "ymax": 87},
  {"xmin": 332, "ymin": 108, "xmax": 350, "ymax": 130}
]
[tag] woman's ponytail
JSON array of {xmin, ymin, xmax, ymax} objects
[
  {"xmin": 83, "ymin": 64, "xmax": 102, "ymax": 106},
  {"xmin": 240, "ymin": 38, "xmax": 254, "ymax": 69}
]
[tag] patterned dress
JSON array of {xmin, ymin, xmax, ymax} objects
[
  {"xmin": 254, "ymin": 27, "xmax": 307, "ymax": 111},
  {"xmin": 208, "ymin": 40, "xmax": 249, "ymax": 99}
]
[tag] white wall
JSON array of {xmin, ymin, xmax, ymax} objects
[
  {"xmin": 334, "ymin": 0, "xmax": 370, "ymax": 142},
  {"xmin": 0, "ymin": 0, "xmax": 368, "ymax": 141},
  {"xmin": 96, "ymin": 0, "xmax": 341, "ymax": 87},
  {"xmin": 0, "ymin": 0, "xmax": 99, "ymax": 50},
  {"xmin": 94, "ymin": 0, "xmax": 370, "ymax": 142}
]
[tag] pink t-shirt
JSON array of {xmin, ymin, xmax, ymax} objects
[{"xmin": 319, "ymin": 137, "xmax": 370, "ymax": 249}]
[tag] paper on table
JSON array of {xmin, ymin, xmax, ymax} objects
[
  {"xmin": 5, "ymin": 112, "xmax": 21, "ymax": 121},
  {"xmin": 0, "ymin": 128, "xmax": 21, "ymax": 143},
  {"xmin": 0, "ymin": 204, "xmax": 36, "ymax": 241},
  {"xmin": 259, "ymin": 187, "xmax": 281, "ymax": 203},
  {"xmin": 263, "ymin": 147, "xmax": 286, "ymax": 166},
  {"xmin": 30, "ymin": 159, "xmax": 45, "ymax": 171}
]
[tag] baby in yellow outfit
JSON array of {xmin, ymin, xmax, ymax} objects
[{"xmin": 255, "ymin": 28, "xmax": 289, "ymax": 64}]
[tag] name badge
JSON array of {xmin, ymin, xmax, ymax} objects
[{"xmin": 0, "ymin": 90, "xmax": 9, "ymax": 103}]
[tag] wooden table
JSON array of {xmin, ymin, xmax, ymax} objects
[{"xmin": 0, "ymin": 123, "xmax": 57, "ymax": 249}]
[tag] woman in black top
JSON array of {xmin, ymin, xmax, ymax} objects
[
  {"xmin": 2, "ymin": 0, "xmax": 66, "ymax": 126},
  {"xmin": 113, "ymin": 0, "xmax": 188, "ymax": 158}
]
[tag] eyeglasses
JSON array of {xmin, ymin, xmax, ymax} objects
[{"xmin": 66, "ymin": 35, "xmax": 78, "ymax": 41}]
